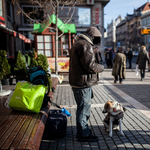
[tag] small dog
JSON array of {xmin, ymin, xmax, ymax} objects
[{"xmin": 102, "ymin": 101, "xmax": 126, "ymax": 137}]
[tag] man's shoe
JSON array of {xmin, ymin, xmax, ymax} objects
[
  {"xmin": 76, "ymin": 129, "xmax": 92, "ymax": 138},
  {"xmin": 77, "ymin": 133, "xmax": 98, "ymax": 142},
  {"xmin": 141, "ymin": 78, "xmax": 143, "ymax": 81}
]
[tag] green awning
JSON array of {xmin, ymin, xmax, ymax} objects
[{"xmin": 33, "ymin": 14, "xmax": 76, "ymax": 33}]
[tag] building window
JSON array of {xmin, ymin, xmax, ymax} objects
[
  {"xmin": 22, "ymin": 5, "xmax": 44, "ymax": 26},
  {"xmin": 37, "ymin": 35, "xmax": 52, "ymax": 57},
  {"xmin": 6, "ymin": 0, "xmax": 13, "ymax": 22},
  {"xmin": 58, "ymin": 35, "xmax": 69, "ymax": 56}
]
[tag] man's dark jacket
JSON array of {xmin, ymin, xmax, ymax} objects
[
  {"xmin": 69, "ymin": 32, "xmax": 104, "ymax": 88},
  {"xmin": 127, "ymin": 50, "xmax": 133, "ymax": 59}
]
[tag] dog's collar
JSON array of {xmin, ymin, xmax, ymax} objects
[{"xmin": 113, "ymin": 102, "xmax": 118, "ymax": 112}]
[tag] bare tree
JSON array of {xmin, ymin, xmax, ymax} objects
[{"xmin": 12, "ymin": 0, "xmax": 83, "ymax": 74}]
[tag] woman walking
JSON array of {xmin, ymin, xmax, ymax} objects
[{"xmin": 136, "ymin": 45, "xmax": 149, "ymax": 81}]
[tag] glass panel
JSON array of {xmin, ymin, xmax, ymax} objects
[
  {"xmin": 45, "ymin": 35, "xmax": 52, "ymax": 42},
  {"xmin": 62, "ymin": 36, "xmax": 65, "ymax": 42},
  {"xmin": 38, "ymin": 43, "xmax": 44, "ymax": 49},
  {"xmin": 62, "ymin": 35, "xmax": 68, "ymax": 42},
  {"xmin": 58, "ymin": 37, "xmax": 61, "ymax": 41},
  {"xmin": 58, "ymin": 50, "xmax": 61, "ymax": 56},
  {"xmin": 45, "ymin": 43, "xmax": 52, "ymax": 49},
  {"xmin": 46, "ymin": 50, "xmax": 52, "ymax": 56},
  {"xmin": 37, "ymin": 36, "xmax": 43, "ymax": 42},
  {"xmin": 63, "ymin": 43, "xmax": 68, "ymax": 49},
  {"xmin": 58, "ymin": 43, "xmax": 61, "ymax": 49},
  {"xmin": 38, "ymin": 50, "xmax": 44, "ymax": 55}
]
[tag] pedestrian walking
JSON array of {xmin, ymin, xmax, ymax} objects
[
  {"xmin": 112, "ymin": 48, "xmax": 126, "ymax": 84},
  {"xmin": 136, "ymin": 45, "xmax": 149, "ymax": 81},
  {"xmin": 112, "ymin": 49, "xmax": 116, "ymax": 60},
  {"xmin": 123, "ymin": 49, "xmax": 127, "ymax": 63},
  {"xmin": 127, "ymin": 48, "xmax": 133, "ymax": 69},
  {"xmin": 94, "ymin": 47, "xmax": 103, "ymax": 64},
  {"xmin": 105, "ymin": 48, "xmax": 113, "ymax": 68},
  {"xmin": 69, "ymin": 26, "xmax": 104, "ymax": 142}
]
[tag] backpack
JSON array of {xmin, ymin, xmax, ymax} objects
[
  {"xmin": 26, "ymin": 65, "xmax": 51, "ymax": 108},
  {"xmin": 43, "ymin": 109, "xmax": 67, "ymax": 139}
]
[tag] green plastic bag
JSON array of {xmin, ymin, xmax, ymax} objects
[{"xmin": 9, "ymin": 81, "xmax": 47, "ymax": 113}]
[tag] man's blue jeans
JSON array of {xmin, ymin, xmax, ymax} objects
[{"xmin": 72, "ymin": 87, "xmax": 92, "ymax": 137}]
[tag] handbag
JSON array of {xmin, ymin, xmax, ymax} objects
[{"xmin": 9, "ymin": 81, "xmax": 47, "ymax": 113}]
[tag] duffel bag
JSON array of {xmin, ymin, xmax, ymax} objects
[
  {"xmin": 44, "ymin": 109, "xmax": 67, "ymax": 139},
  {"xmin": 9, "ymin": 81, "xmax": 47, "ymax": 113}
]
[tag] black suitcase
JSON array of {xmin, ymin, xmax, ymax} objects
[{"xmin": 43, "ymin": 109, "xmax": 67, "ymax": 139}]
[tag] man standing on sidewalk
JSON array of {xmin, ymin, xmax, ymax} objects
[
  {"xmin": 69, "ymin": 26, "xmax": 104, "ymax": 142},
  {"xmin": 127, "ymin": 48, "xmax": 133, "ymax": 69}
]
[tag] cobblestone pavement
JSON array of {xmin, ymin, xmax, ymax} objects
[{"xmin": 40, "ymin": 69, "xmax": 150, "ymax": 150}]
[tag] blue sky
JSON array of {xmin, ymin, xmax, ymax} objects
[{"xmin": 104, "ymin": 0, "xmax": 149, "ymax": 28}]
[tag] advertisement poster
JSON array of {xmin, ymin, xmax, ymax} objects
[{"xmin": 47, "ymin": 58, "xmax": 69, "ymax": 72}]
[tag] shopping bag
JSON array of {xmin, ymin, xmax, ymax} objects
[
  {"xmin": 9, "ymin": 81, "xmax": 47, "ymax": 113},
  {"xmin": 136, "ymin": 64, "xmax": 138, "ymax": 76}
]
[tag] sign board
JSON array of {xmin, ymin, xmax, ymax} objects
[
  {"xmin": 47, "ymin": 58, "xmax": 69, "ymax": 72},
  {"xmin": 141, "ymin": 29, "xmax": 150, "ymax": 34},
  {"xmin": 95, "ymin": 8, "xmax": 99, "ymax": 25}
]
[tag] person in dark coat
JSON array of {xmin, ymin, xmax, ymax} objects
[
  {"xmin": 127, "ymin": 48, "xmax": 133, "ymax": 69},
  {"xmin": 69, "ymin": 26, "xmax": 104, "ymax": 142},
  {"xmin": 136, "ymin": 45, "xmax": 149, "ymax": 81},
  {"xmin": 94, "ymin": 47, "xmax": 103, "ymax": 64},
  {"xmin": 112, "ymin": 49, "xmax": 116, "ymax": 60},
  {"xmin": 105, "ymin": 48, "xmax": 112, "ymax": 68},
  {"xmin": 112, "ymin": 49, "xmax": 126, "ymax": 83}
]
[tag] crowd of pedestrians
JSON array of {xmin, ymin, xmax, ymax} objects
[{"xmin": 104, "ymin": 46, "xmax": 149, "ymax": 83}]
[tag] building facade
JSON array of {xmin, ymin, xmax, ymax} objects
[
  {"xmin": 1, "ymin": 0, "xmax": 109, "ymax": 60},
  {"xmin": 141, "ymin": 10, "xmax": 150, "ymax": 50},
  {"xmin": 106, "ymin": 2, "xmax": 150, "ymax": 51},
  {"xmin": 116, "ymin": 19, "xmax": 127, "ymax": 49},
  {"xmin": 126, "ymin": 12, "xmax": 141, "ymax": 51},
  {"xmin": 105, "ymin": 15, "xmax": 122, "ymax": 49}
]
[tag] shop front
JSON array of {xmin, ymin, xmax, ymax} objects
[{"xmin": 33, "ymin": 14, "xmax": 76, "ymax": 72}]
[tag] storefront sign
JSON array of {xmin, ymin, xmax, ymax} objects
[
  {"xmin": 95, "ymin": 8, "xmax": 99, "ymax": 24},
  {"xmin": 14, "ymin": 31, "xmax": 17, "ymax": 37},
  {"xmin": 47, "ymin": 58, "xmax": 69, "ymax": 72},
  {"xmin": 25, "ymin": 38, "xmax": 31, "ymax": 43},
  {"xmin": 19, "ymin": 34, "xmax": 26, "ymax": 40},
  {"xmin": 0, "ymin": 16, "xmax": 5, "ymax": 26}
]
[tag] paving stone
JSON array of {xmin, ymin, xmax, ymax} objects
[{"xmin": 40, "ymin": 71, "xmax": 150, "ymax": 150}]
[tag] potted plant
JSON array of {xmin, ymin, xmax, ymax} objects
[
  {"xmin": 29, "ymin": 50, "xmax": 38, "ymax": 68},
  {"xmin": 0, "ymin": 50, "xmax": 11, "ymax": 85},
  {"xmin": 14, "ymin": 51, "xmax": 27, "ymax": 82}
]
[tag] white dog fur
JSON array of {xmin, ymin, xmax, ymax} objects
[{"xmin": 102, "ymin": 101, "xmax": 126, "ymax": 137}]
